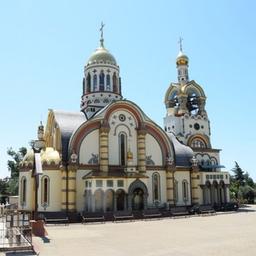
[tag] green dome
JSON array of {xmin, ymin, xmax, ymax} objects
[{"xmin": 87, "ymin": 46, "xmax": 117, "ymax": 65}]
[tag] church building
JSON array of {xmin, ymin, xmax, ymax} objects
[{"xmin": 18, "ymin": 29, "xmax": 230, "ymax": 215}]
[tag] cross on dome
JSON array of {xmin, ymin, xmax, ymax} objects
[
  {"xmin": 99, "ymin": 22, "xmax": 105, "ymax": 47},
  {"xmin": 178, "ymin": 37, "xmax": 183, "ymax": 52}
]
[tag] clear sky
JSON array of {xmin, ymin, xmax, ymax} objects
[{"xmin": 0, "ymin": 0, "xmax": 255, "ymax": 179}]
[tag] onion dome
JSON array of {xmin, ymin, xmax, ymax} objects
[
  {"xmin": 86, "ymin": 32, "xmax": 117, "ymax": 66},
  {"xmin": 176, "ymin": 51, "xmax": 189, "ymax": 66},
  {"xmin": 21, "ymin": 147, "xmax": 61, "ymax": 166}
]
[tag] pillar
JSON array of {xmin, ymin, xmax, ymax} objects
[
  {"xmin": 61, "ymin": 167, "xmax": 67, "ymax": 211},
  {"xmin": 67, "ymin": 166, "xmax": 76, "ymax": 212},
  {"xmin": 191, "ymin": 171, "xmax": 200, "ymax": 205},
  {"xmin": 99, "ymin": 126, "xmax": 110, "ymax": 172},
  {"xmin": 166, "ymin": 170, "xmax": 174, "ymax": 206},
  {"xmin": 137, "ymin": 128, "xmax": 146, "ymax": 173}
]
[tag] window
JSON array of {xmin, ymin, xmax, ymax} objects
[
  {"xmin": 106, "ymin": 74, "xmax": 111, "ymax": 91},
  {"xmin": 93, "ymin": 74, "xmax": 97, "ymax": 91},
  {"xmin": 113, "ymin": 73, "xmax": 118, "ymax": 93},
  {"xmin": 85, "ymin": 180, "xmax": 92, "ymax": 188},
  {"xmin": 182, "ymin": 180, "xmax": 188, "ymax": 202},
  {"xmin": 99, "ymin": 71, "xmax": 105, "ymax": 91},
  {"xmin": 96, "ymin": 180, "xmax": 103, "ymax": 187},
  {"xmin": 86, "ymin": 73, "xmax": 91, "ymax": 93},
  {"xmin": 191, "ymin": 138, "xmax": 206, "ymax": 148},
  {"xmin": 107, "ymin": 180, "xmax": 113, "ymax": 187},
  {"xmin": 174, "ymin": 179, "xmax": 178, "ymax": 203},
  {"xmin": 152, "ymin": 172, "xmax": 160, "ymax": 201},
  {"xmin": 20, "ymin": 177, "xmax": 27, "ymax": 205},
  {"xmin": 119, "ymin": 132, "xmax": 127, "ymax": 166},
  {"xmin": 41, "ymin": 176, "xmax": 50, "ymax": 206},
  {"xmin": 117, "ymin": 180, "xmax": 124, "ymax": 187}
]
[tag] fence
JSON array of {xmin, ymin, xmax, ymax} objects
[{"xmin": 0, "ymin": 210, "xmax": 34, "ymax": 252}]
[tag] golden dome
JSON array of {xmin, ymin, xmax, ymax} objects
[
  {"xmin": 22, "ymin": 147, "xmax": 61, "ymax": 165},
  {"xmin": 176, "ymin": 51, "xmax": 189, "ymax": 66},
  {"xmin": 87, "ymin": 44, "xmax": 117, "ymax": 66}
]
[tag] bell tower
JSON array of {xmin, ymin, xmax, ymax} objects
[
  {"xmin": 164, "ymin": 41, "xmax": 210, "ymax": 148},
  {"xmin": 80, "ymin": 23, "xmax": 122, "ymax": 119}
]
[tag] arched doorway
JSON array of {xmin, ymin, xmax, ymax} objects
[
  {"xmin": 128, "ymin": 179, "xmax": 148, "ymax": 211},
  {"xmin": 94, "ymin": 189, "xmax": 104, "ymax": 212},
  {"xmin": 219, "ymin": 180, "xmax": 225, "ymax": 204},
  {"xmin": 116, "ymin": 189, "xmax": 126, "ymax": 211},
  {"xmin": 204, "ymin": 181, "xmax": 211, "ymax": 204},
  {"xmin": 132, "ymin": 188, "xmax": 144, "ymax": 210},
  {"xmin": 84, "ymin": 189, "xmax": 92, "ymax": 212},
  {"xmin": 212, "ymin": 181, "xmax": 218, "ymax": 204},
  {"xmin": 105, "ymin": 189, "xmax": 114, "ymax": 211}
]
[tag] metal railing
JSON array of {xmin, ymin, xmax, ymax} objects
[{"xmin": 0, "ymin": 210, "xmax": 33, "ymax": 252}]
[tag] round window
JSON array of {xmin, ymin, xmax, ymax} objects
[
  {"xmin": 194, "ymin": 123, "xmax": 200, "ymax": 130},
  {"xmin": 119, "ymin": 114, "xmax": 126, "ymax": 122}
]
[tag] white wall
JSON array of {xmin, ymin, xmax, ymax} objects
[
  {"xmin": 76, "ymin": 169, "xmax": 93, "ymax": 212},
  {"xmin": 146, "ymin": 170, "xmax": 166, "ymax": 207},
  {"xmin": 18, "ymin": 171, "xmax": 33, "ymax": 211},
  {"xmin": 79, "ymin": 129, "xmax": 99, "ymax": 164},
  {"xmin": 145, "ymin": 134, "xmax": 163, "ymax": 165},
  {"xmin": 108, "ymin": 110, "xmax": 137, "ymax": 165},
  {"xmin": 174, "ymin": 171, "xmax": 191, "ymax": 206},
  {"xmin": 38, "ymin": 170, "xmax": 62, "ymax": 212}
]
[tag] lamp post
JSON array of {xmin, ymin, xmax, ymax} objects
[{"xmin": 31, "ymin": 122, "xmax": 45, "ymax": 220}]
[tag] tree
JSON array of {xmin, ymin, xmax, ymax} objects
[
  {"xmin": 7, "ymin": 147, "xmax": 27, "ymax": 195},
  {"xmin": 232, "ymin": 161, "xmax": 245, "ymax": 187},
  {"xmin": 230, "ymin": 161, "xmax": 255, "ymax": 203},
  {"xmin": 244, "ymin": 172, "xmax": 255, "ymax": 188},
  {"xmin": 0, "ymin": 177, "xmax": 9, "ymax": 203},
  {"xmin": 7, "ymin": 147, "xmax": 27, "ymax": 179}
]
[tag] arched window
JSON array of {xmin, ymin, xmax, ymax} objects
[
  {"xmin": 106, "ymin": 74, "xmax": 111, "ymax": 91},
  {"xmin": 191, "ymin": 138, "xmax": 206, "ymax": 148},
  {"xmin": 119, "ymin": 132, "xmax": 127, "ymax": 166},
  {"xmin": 86, "ymin": 73, "xmax": 91, "ymax": 93},
  {"xmin": 20, "ymin": 177, "xmax": 27, "ymax": 205},
  {"xmin": 152, "ymin": 172, "xmax": 160, "ymax": 202},
  {"xmin": 174, "ymin": 179, "xmax": 178, "ymax": 203},
  {"xmin": 41, "ymin": 176, "xmax": 50, "ymax": 206},
  {"xmin": 93, "ymin": 74, "xmax": 97, "ymax": 91},
  {"xmin": 99, "ymin": 71, "xmax": 105, "ymax": 91},
  {"xmin": 113, "ymin": 72, "xmax": 118, "ymax": 93},
  {"xmin": 182, "ymin": 180, "xmax": 189, "ymax": 202},
  {"xmin": 187, "ymin": 91, "xmax": 199, "ymax": 115}
]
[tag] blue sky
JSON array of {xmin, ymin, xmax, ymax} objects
[{"xmin": 0, "ymin": 0, "xmax": 255, "ymax": 179}]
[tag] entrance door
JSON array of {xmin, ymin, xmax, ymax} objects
[{"xmin": 132, "ymin": 188, "xmax": 144, "ymax": 210}]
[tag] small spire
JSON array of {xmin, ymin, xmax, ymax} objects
[
  {"xmin": 178, "ymin": 37, "xmax": 183, "ymax": 52},
  {"xmin": 99, "ymin": 21, "xmax": 105, "ymax": 47}
]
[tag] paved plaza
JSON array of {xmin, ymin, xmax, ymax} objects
[{"xmin": 2, "ymin": 206, "xmax": 256, "ymax": 256}]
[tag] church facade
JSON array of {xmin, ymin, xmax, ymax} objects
[{"xmin": 18, "ymin": 32, "xmax": 230, "ymax": 215}]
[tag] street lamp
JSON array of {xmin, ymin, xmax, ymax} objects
[{"xmin": 30, "ymin": 122, "xmax": 45, "ymax": 220}]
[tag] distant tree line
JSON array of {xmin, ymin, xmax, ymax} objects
[
  {"xmin": 0, "ymin": 147, "xmax": 27, "ymax": 204},
  {"xmin": 229, "ymin": 161, "xmax": 255, "ymax": 204}
]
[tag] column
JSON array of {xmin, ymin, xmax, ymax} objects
[
  {"xmin": 191, "ymin": 171, "xmax": 200, "ymax": 205},
  {"xmin": 128, "ymin": 194, "xmax": 132, "ymax": 211},
  {"xmin": 166, "ymin": 170, "xmax": 174, "ymax": 206},
  {"xmin": 61, "ymin": 167, "xmax": 67, "ymax": 211},
  {"xmin": 67, "ymin": 166, "xmax": 76, "ymax": 212},
  {"xmin": 137, "ymin": 128, "xmax": 147, "ymax": 173},
  {"xmin": 99, "ymin": 126, "xmax": 110, "ymax": 172},
  {"xmin": 91, "ymin": 194, "xmax": 95, "ymax": 212},
  {"xmin": 114, "ymin": 193, "xmax": 117, "ymax": 211}
]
